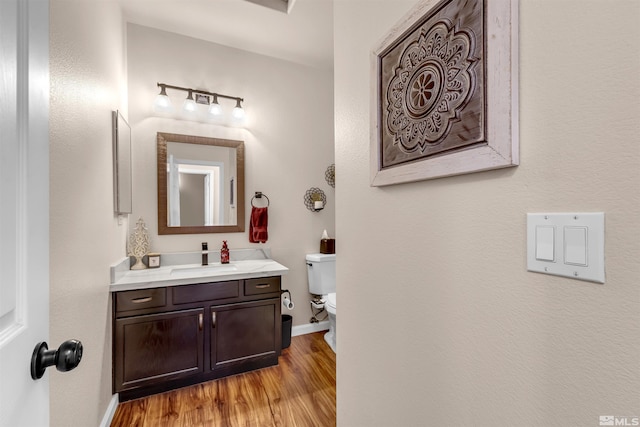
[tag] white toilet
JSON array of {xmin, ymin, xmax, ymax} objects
[{"xmin": 306, "ymin": 253, "xmax": 336, "ymax": 352}]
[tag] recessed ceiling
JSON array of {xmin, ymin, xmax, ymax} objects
[{"xmin": 120, "ymin": 0, "xmax": 333, "ymax": 69}]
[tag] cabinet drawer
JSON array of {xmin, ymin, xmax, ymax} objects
[
  {"xmin": 244, "ymin": 277, "xmax": 280, "ymax": 296},
  {"xmin": 116, "ymin": 288, "xmax": 166, "ymax": 312},
  {"xmin": 173, "ymin": 281, "xmax": 239, "ymax": 304}
]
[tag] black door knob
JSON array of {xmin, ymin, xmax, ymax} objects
[{"xmin": 31, "ymin": 339, "xmax": 83, "ymax": 380}]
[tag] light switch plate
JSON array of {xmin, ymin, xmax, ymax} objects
[{"xmin": 527, "ymin": 213, "xmax": 605, "ymax": 284}]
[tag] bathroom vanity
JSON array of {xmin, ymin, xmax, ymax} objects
[{"xmin": 110, "ymin": 252, "xmax": 288, "ymax": 401}]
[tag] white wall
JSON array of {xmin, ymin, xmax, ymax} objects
[
  {"xmin": 49, "ymin": 1, "xmax": 128, "ymax": 425},
  {"xmin": 127, "ymin": 24, "xmax": 335, "ymax": 326},
  {"xmin": 335, "ymin": 0, "xmax": 640, "ymax": 426}
]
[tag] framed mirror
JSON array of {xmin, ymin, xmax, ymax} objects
[
  {"xmin": 157, "ymin": 132, "xmax": 245, "ymax": 234},
  {"xmin": 112, "ymin": 110, "xmax": 132, "ymax": 214}
]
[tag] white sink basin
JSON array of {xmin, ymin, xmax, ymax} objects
[{"xmin": 170, "ymin": 263, "xmax": 238, "ymax": 275}]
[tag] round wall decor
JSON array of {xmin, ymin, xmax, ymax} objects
[
  {"xmin": 304, "ymin": 187, "xmax": 326, "ymax": 212},
  {"xmin": 325, "ymin": 163, "xmax": 335, "ymax": 188}
]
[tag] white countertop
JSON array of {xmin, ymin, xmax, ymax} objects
[{"xmin": 110, "ymin": 252, "xmax": 289, "ymax": 292}]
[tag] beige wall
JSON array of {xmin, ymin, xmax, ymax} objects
[
  {"xmin": 127, "ymin": 23, "xmax": 335, "ymax": 328},
  {"xmin": 49, "ymin": 0, "xmax": 128, "ymax": 425},
  {"xmin": 335, "ymin": 0, "xmax": 640, "ymax": 426}
]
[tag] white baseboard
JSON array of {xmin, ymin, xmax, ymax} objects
[
  {"xmin": 292, "ymin": 321, "xmax": 329, "ymax": 337},
  {"xmin": 99, "ymin": 394, "xmax": 119, "ymax": 427}
]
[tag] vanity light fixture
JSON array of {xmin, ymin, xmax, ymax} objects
[
  {"xmin": 182, "ymin": 90, "xmax": 197, "ymax": 114},
  {"xmin": 232, "ymin": 99, "xmax": 245, "ymax": 120},
  {"xmin": 153, "ymin": 82, "xmax": 245, "ymax": 123},
  {"xmin": 208, "ymin": 94, "xmax": 222, "ymax": 117},
  {"xmin": 153, "ymin": 84, "xmax": 174, "ymax": 113}
]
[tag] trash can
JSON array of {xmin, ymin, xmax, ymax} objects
[{"xmin": 281, "ymin": 314, "xmax": 292, "ymax": 349}]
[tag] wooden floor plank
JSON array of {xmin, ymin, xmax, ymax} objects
[{"xmin": 111, "ymin": 332, "xmax": 336, "ymax": 427}]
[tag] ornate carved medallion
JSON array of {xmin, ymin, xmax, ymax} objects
[
  {"xmin": 379, "ymin": 0, "xmax": 485, "ymax": 169},
  {"xmin": 386, "ymin": 21, "xmax": 476, "ymax": 152}
]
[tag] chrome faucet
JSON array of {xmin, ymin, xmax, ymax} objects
[{"xmin": 202, "ymin": 242, "xmax": 208, "ymax": 265}]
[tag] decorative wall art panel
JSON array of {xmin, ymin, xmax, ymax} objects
[{"xmin": 370, "ymin": 0, "xmax": 518, "ymax": 186}]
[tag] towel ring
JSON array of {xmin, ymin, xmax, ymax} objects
[{"xmin": 251, "ymin": 191, "xmax": 270, "ymax": 207}]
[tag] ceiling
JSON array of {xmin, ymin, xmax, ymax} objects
[{"xmin": 120, "ymin": 0, "xmax": 334, "ymax": 70}]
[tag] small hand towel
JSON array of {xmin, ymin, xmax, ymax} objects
[{"xmin": 249, "ymin": 206, "xmax": 268, "ymax": 243}]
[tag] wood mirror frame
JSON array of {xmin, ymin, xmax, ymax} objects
[{"xmin": 157, "ymin": 132, "xmax": 245, "ymax": 235}]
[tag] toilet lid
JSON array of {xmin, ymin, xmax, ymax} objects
[{"xmin": 326, "ymin": 293, "xmax": 336, "ymax": 309}]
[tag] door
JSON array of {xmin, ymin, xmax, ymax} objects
[
  {"xmin": 0, "ymin": 0, "xmax": 50, "ymax": 425},
  {"xmin": 114, "ymin": 308, "xmax": 205, "ymax": 393},
  {"xmin": 168, "ymin": 154, "xmax": 180, "ymax": 225},
  {"xmin": 210, "ymin": 300, "xmax": 278, "ymax": 370}
]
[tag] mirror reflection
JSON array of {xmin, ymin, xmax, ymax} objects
[{"xmin": 157, "ymin": 133, "xmax": 245, "ymax": 234}]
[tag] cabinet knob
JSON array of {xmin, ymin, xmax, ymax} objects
[{"xmin": 211, "ymin": 312, "xmax": 217, "ymax": 328}]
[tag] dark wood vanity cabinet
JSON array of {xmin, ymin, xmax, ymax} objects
[
  {"xmin": 114, "ymin": 308, "xmax": 204, "ymax": 391},
  {"xmin": 112, "ymin": 276, "xmax": 281, "ymax": 401},
  {"xmin": 210, "ymin": 300, "xmax": 278, "ymax": 370}
]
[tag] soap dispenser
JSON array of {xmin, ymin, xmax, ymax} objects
[{"xmin": 220, "ymin": 241, "xmax": 230, "ymax": 264}]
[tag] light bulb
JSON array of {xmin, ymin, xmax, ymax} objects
[
  {"xmin": 208, "ymin": 95, "xmax": 222, "ymax": 117},
  {"xmin": 182, "ymin": 90, "xmax": 197, "ymax": 114},
  {"xmin": 232, "ymin": 99, "xmax": 245, "ymax": 120},
  {"xmin": 153, "ymin": 85, "xmax": 174, "ymax": 113}
]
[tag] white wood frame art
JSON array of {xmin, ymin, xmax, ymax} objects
[{"xmin": 370, "ymin": 0, "xmax": 518, "ymax": 186}]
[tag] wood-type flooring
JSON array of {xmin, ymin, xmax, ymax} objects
[{"xmin": 110, "ymin": 331, "xmax": 336, "ymax": 427}]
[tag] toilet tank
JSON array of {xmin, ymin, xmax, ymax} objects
[{"xmin": 306, "ymin": 253, "xmax": 336, "ymax": 295}]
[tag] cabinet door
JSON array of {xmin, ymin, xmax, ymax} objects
[
  {"xmin": 210, "ymin": 299, "xmax": 278, "ymax": 370},
  {"xmin": 114, "ymin": 308, "xmax": 204, "ymax": 392}
]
